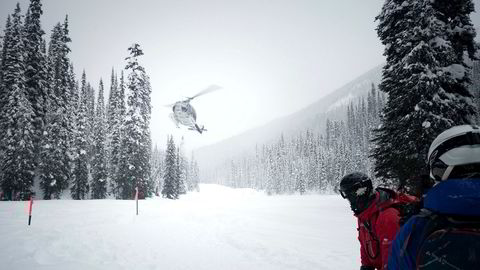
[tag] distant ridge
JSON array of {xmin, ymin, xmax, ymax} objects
[{"xmin": 195, "ymin": 64, "xmax": 384, "ymax": 173}]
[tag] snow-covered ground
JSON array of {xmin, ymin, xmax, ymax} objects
[{"xmin": 0, "ymin": 184, "xmax": 360, "ymax": 270}]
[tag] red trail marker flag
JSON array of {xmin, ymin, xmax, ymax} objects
[{"xmin": 28, "ymin": 196, "xmax": 33, "ymax": 225}]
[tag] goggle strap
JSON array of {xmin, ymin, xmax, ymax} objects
[{"xmin": 441, "ymin": 165, "xmax": 455, "ymax": 180}]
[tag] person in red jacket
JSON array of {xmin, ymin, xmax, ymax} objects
[{"xmin": 340, "ymin": 172, "xmax": 402, "ymax": 270}]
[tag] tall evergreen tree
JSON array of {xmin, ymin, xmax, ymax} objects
[
  {"xmin": 40, "ymin": 18, "xmax": 73, "ymax": 199},
  {"xmin": 86, "ymin": 82, "xmax": 95, "ymax": 159},
  {"xmin": 373, "ymin": 0, "xmax": 477, "ymax": 187},
  {"xmin": 151, "ymin": 144, "xmax": 164, "ymax": 195},
  {"xmin": 91, "ymin": 79, "xmax": 108, "ymax": 199},
  {"xmin": 117, "ymin": 44, "xmax": 152, "ymax": 199},
  {"xmin": 0, "ymin": 16, "xmax": 11, "ymax": 86},
  {"xmin": 66, "ymin": 63, "xmax": 78, "ymax": 169},
  {"xmin": 162, "ymin": 136, "xmax": 178, "ymax": 199},
  {"xmin": 106, "ymin": 68, "xmax": 118, "ymax": 137},
  {"xmin": 71, "ymin": 71, "xmax": 90, "ymax": 200},
  {"xmin": 0, "ymin": 4, "xmax": 36, "ymax": 200},
  {"xmin": 22, "ymin": 0, "xmax": 49, "ymax": 165},
  {"xmin": 177, "ymin": 137, "xmax": 187, "ymax": 195},
  {"xmin": 190, "ymin": 157, "xmax": 200, "ymax": 192},
  {"xmin": 105, "ymin": 69, "xmax": 116, "ymax": 188},
  {"xmin": 110, "ymin": 71, "xmax": 126, "ymax": 197},
  {"xmin": 0, "ymin": 15, "xmax": 13, "ymax": 197}
]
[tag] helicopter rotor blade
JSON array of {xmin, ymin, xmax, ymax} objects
[
  {"xmin": 163, "ymin": 102, "xmax": 176, "ymax": 108},
  {"xmin": 187, "ymin": 85, "xmax": 221, "ymax": 101}
]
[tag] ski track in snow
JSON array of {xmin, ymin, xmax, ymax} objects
[{"xmin": 0, "ymin": 184, "xmax": 360, "ymax": 270}]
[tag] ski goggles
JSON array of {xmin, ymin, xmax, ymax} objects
[{"xmin": 340, "ymin": 182, "xmax": 364, "ymax": 199}]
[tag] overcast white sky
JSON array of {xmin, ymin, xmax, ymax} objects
[{"xmin": 1, "ymin": 0, "xmax": 480, "ymax": 151}]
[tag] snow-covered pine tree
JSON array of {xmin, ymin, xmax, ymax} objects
[
  {"xmin": 367, "ymin": 84, "xmax": 378, "ymax": 128},
  {"xmin": 162, "ymin": 136, "xmax": 178, "ymax": 199},
  {"xmin": 117, "ymin": 44, "xmax": 152, "ymax": 199},
  {"xmin": 22, "ymin": 0, "xmax": 49, "ymax": 166},
  {"xmin": 0, "ymin": 15, "xmax": 13, "ymax": 197},
  {"xmin": 189, "ymin": 154, "xmax": 200, "ymax": 192},
  {"xmin": 105, "ymin": 69, "xmax": 117, "ymax": 186},
  {"xmin": 185, "ymin": 152, "xmax": 193, "ymax": 192},
  {"xmin": 0, "ymin": 17, "xmax": 6, "ymax": 75},
  {"xmin": 177, "ymin": 137, "xmax": 187, "ymax": 194},
  {"xmin": 66, "ymin": 63, "xmax": 78, "ymax": 164},
  {"xmin": 151, "ymin": 144, "xmax": 164, "ymax": 195},
  {"xmin": 294, "ymin": 159, "xmax": 306, "ymax": 194},
  {"xmin": 71, "ymin": 71, "xmax": 90, "ymax": 200},
  {"xmin": 91, "ymin": 79, "xmax": 107, "ymax": 199},
  {"xmin": 373, "ymin": 0, "xmax": 477, "ymax": 188},
  {"xmin": 106, "ymin": 69, "xmax": 118, "ymax": 140},
  {"xmin": 68, "ymin": 63, "xmax": 78, "ymax": 109},
  {"xmin": 227, "ymin": 160, "xmax": 235, "ymax": 188},
  {"xmin": 110, "ymin": 71, "xmax": 126, "ymax": 197},
  {"xmin": 175, "ymin": 147, "xmax": 184, "ymax": 195},
  {"xmin": 86, "ymin": 82, "xmax": 95, "ymax": 160},
  {"xmin": 0, "ymin": 4, "xmax": 36, "ymax": 200},
  {"xmin": 40, "ymin": 18, "xmax": 73, "ymax": 199}
]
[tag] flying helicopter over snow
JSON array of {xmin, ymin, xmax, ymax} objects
[{"xmin": 167, "ymin": 85, "xmax": 221, "ymax": 134}]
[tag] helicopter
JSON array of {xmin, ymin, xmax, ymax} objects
[{"xmin": 167, "ymin": 85, "xmax": 221, "ymax": 134}]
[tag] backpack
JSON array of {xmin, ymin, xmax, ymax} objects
[
  {"xmin": 415, "ymin": 210, "xmax": 480, "ymax": 270},
  {"xmin": 360, "ymin": 188, "xmax": 420, "ymax": 260},
  {"xmin": 376, "ymin": 187, "xmax": 421, "ymax": 226}
]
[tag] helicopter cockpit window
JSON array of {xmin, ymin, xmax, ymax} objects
[{"xmin": 181, "ymin": 106, "xmax": 188, "ymax": 112}]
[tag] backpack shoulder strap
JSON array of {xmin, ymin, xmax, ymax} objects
[
  {"xmin": 375, "ymin": 187, "xmax": 396, "ymax": 211},
  {"xmin": 362, "ymin": 219, "xmax": 380, "ymax": 260},
  {"xmin": 399, "ymin": 209, "xmax": 436, "ymax": 259}
]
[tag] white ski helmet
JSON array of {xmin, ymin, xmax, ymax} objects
[{"xmin": 427, "ymin": 125, "xmax": 480, "ymax": 181}]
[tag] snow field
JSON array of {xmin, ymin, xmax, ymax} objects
[{"xmin": 0, "ymin": 184, "xmax": 360, "ymax": 270}]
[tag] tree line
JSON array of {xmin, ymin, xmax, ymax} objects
[
  {"xmin": 0, "ymin": 0, "xmax": 159, "ymax": 200},
  {"xmin": 209, "ymin": 85, "xmax": 387, "ymax": 195}
]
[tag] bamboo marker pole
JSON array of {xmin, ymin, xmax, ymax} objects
[{"xmin": 135, "ymin": 187, "xmax": 139, "ymax": 216}]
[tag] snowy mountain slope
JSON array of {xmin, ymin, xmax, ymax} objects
[
  {"xmin": 194, "ymin": 64, "xmax": 383, "ymax": 173},
  {"xmin": 0, "ymin": 184, "xmax": 359, "ymax": 270}
]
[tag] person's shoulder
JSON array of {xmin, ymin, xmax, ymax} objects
[
  {"xmin": 376, "ymin": 207, "xmax": 401, "ymax": 227},
  {"xmin": 381, "ymin": 206, "xmax": 401, "ymax": 215}
]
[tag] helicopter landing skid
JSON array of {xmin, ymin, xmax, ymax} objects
[{"xmin": 189, "ymin": 124, "xmax": 207, "ymax": 134}]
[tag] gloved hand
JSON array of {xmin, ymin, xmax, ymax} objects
[{"xmin": 360, "ymin": 266, "xmax": 375, "ymax": 270}]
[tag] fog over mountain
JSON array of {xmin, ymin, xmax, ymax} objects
[{"xmin": 195, "ymin": 64, "xmax": 383, "ymax": 175}]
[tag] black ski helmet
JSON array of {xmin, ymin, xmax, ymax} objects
[{"xmin": 340, "ymin": 172, "xmax": 374, "ymax": 214}]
